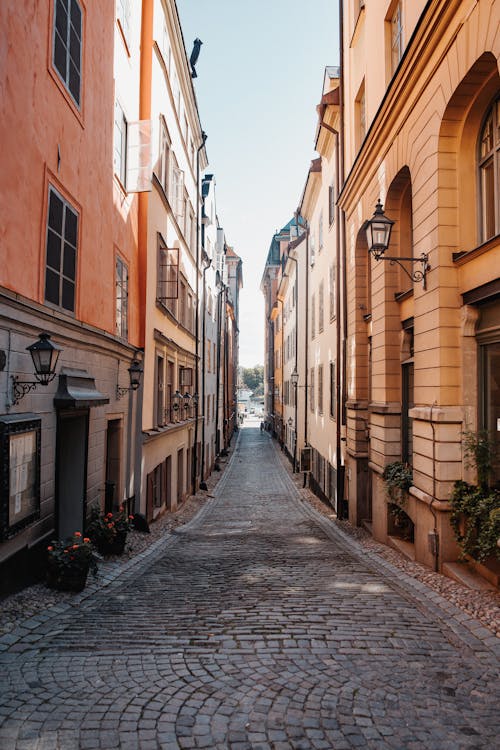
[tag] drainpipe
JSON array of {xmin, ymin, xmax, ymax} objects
[
  {"xmin": 275, "ymin": 296, "xmax": 285, "ymax": 448},
  {"xmin": 192, "ymin": 132, "xmax": 207, "ymax": 496},
  {"xmin": 288, "ymin": 219, "xmax": 300, "ymax": 473}
]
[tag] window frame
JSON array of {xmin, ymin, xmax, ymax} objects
[
  {"xmin": 115, "ymin": 255, "xmax": 128, "ymax": 340},
  {"xmin": 52, "ymin": 0, "xmax": 83, "ymax": 108},
  {"xmin": 0, "ymin": 417, "xmax": 41, "ymax": 541},
  {"xmin": 478, "ymin": 96, "xmax": 500, "ymax": 243},
  {"xmin": 45, "ymin": 185, "xmax": 79, "ymax": 314},
  {"xmin": 114, "ymin": 100, "xmax": 128, "ymax": 188}
]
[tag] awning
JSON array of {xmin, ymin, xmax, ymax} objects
[{"xmin": 54, "ymin": 368, "xmax": 109, "ymax": 409}]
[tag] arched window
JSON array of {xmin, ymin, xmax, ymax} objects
[{"xmin": 479, "ymin": 96, "xmax": 500, "ymax": 242}]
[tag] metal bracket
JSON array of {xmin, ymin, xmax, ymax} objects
[
  {"xmin": 116, "ymin": 386, "xmax": 131, "ymax": 400},
  {"xmin": 11, "ymin": 377, "xmax": 38, "ymax": 406},
  {"xmin": 372, "ymin": 251, "xmax": 431, "ymax": 289}
]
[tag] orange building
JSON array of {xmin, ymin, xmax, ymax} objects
[
  {"xmin": 341, "ymin": 0, "xmax": 500, "ymax": 581},
  {"xmin": 0, "ymin": 2, "xmax": 141, "ymax": 571}
]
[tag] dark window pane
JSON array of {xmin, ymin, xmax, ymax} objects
[
  {"xmin": 47, "ymin": 229, "xmax": 61, "ymax": 270},
  {"xmin": 69, "ymin": 27, "xmax": 80, "ymax": 65},
  {"xmin": 64, "ymin": 207, "xmax": 78, "ymax": 246},
  {"xmin": 45, "ymin": 269, "xmax": 60, "ymax": 305},
  {"xmin": 69, "ymin": 61, "xmax": 80, "ymax": 104},
  {"xmin": 63, "ymin": 243, "xmax": 75, "ymax": 279},
  {"xmin": 53, "ymin": 33, "xmax": 67, "ymax": 80},
  {"xmin": 62, "ymin": 279, "xmax": 75, "ymax": 311},
  {"xmin": 70, "ymin": 0, "xmax": 82, "ymax": 34},
  {"xmin": 481, "ymin": 160, "xmax": 495, "ymax": 241},
  {"xmin": 55, "ymin": 1, "xmax": 68, "ymax": 39},
  {"xmin": 48, "ymin": 192, "xmax": 64, "ymax": 233}
]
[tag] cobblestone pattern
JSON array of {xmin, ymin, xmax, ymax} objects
[{"xmin": 0, "ymin": 426, "xmax": 499, "ymax": 749}]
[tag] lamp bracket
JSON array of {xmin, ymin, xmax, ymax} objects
[
  {"xmin": 11, "ymin": 377, "xmax": 38, "ymax": 406},
  {"xmin": 371, "ymin": 251, "xmax": 430, "ymax": 289},
  {"xmin": 116, "ymin": 385, "xmax": 132, "ymax": 400}
]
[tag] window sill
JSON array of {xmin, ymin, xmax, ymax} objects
[
  {"xmin": 452, "ymin": 234, "xmax": 500, "ymax": 265},
  {"xmin": 394, "ymin": 289, "xmax": 413, "ymax": 302}
]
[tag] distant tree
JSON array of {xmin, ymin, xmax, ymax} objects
[{"xmin": 241, "ymin": 365, "xmax": 264, "ymax": 393}]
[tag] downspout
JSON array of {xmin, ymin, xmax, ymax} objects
[
  {"xmin": 192, "ymin": 132, "xmax": 207, "ymax": 496},
  {"xmin": 134, "ymin": 0, "xmax": 154, "ymax": 511},
  {"xmin": 288, "ymin": 219, "xmax": 300, "ymax": 473},
  {"xmin": 275, "ymin": 296, "xmax": 285, "ymax": 448},
  {"xmin": 223, "ymin": 289, "xmax": 229, "ymax": 450}
]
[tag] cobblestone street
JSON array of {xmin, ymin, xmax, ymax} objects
[{"xmin": 0, "ymin": 424, "xmax": 499, "ymax": 750}]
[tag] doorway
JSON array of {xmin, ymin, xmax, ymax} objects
[
  {"xmin": 105, "ymin": 419, "xmax": 122, "ymax": 512},
  {"xmin": 56, "ymin": 410, "xmax": 89, "ymax": 539}
]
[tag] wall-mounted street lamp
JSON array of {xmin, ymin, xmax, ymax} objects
[
  {"xmin": 183, "ymin": 392, "xmax": 192, "ymax": 416},
  {"xmin": 365, "ymin": 200, "xmax": 430, "ymax": 289},
  {"xmin": 11, "ymin": 332, "xmax": 62, "ymax": 405},
  {"xmin": 172, "ymin": 390, "xmax": 183, "ymax": 419},
  {"xmin": 116, "ymin": 358, "xmax": 143, "ymax": 400}
]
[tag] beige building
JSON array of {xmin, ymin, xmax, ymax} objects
[
  {"xmin": 341, "ymin": 0, "xmax": 500, "ymax": 578},
  {"xmin": 298, "ymin": 67, "xmax": 346, "ymax": 511},
  {"xmin": 139, "ymin": 0, "xmax": 208, "ymax": 519}
]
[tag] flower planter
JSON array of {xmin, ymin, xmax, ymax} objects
[
  {"xmin": 46, "ymin": 565, "xmax": 89, "ymax": 592},
  {"xmin": 96, "ymin": 531, "xmax": 127, "ymax": 556}
]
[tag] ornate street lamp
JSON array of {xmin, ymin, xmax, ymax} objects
[
  {"xmin": 11, "ymin": 332, "xmax": 62, "ymax": 405},
  {"xmin": 116, "ymin": 358, "xmax": 144, "ymax": 400},
  {"xmin": 365, "ymin": 199, "xmax": 430, "ymax": 288}
]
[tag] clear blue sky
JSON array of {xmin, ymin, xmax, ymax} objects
[{"xmin": 177, "ymin": 0, "xmax": 340, "ymax": 367}]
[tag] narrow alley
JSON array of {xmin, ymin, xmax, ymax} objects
[{"xmin": 0, "ymin": 423, "xmax": 498, "ymax": 750}]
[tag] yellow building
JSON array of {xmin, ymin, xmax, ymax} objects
[{"xmin": 341, "ymin": 0, "xmax": 500, "ymax": 579}]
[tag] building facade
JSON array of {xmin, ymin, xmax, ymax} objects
[
  {"xmin": 340, "ymin": 0, "xmax": 500, "ymax": 574},
  {"xmin": 0, "ymin": 1, "xmax": 142, "ymax": 569}
]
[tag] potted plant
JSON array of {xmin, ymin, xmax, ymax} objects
[
  {"xmin": 46, "ymin": 533, "xmax": 99, "ymax": 592},
  {"xmin": 86, "ymin": 506, "xmax": 134, "ymax": 555},
  {"xmin": 449, "ymin": 431, "xmax": 500, "ymax": 563}
]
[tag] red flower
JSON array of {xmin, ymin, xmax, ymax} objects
[
  {"xmin": 83, "ymin": 537, "xmax": 90, "ymax": 543},
  {"xmin": 72, "ymin": 544, "xmax": 79, "ymax": 549},
  {"xmin": 47, "ymin": 546, "xmax": 53, "ymax": 552},
  {"xmin": 128, "ymin": 515, "xmax": 134, "ymax": 520},
  {"xmin": 74, "ymin": 531, "xmax": 82, "ymax": 537}
]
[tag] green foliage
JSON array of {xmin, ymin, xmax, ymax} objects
[
  {"xmin": 462, "ymin": 429, "xmax": 496, "ymax": 489},
  {"xmin": 47, "ymin": 533, "xmax": 99, "ymax": 578},
  {"xmin": 86, "ymin": 506, "xmax": 134, "ymax": 552},
  {"xmin": 382, "ymin": 461, "xmax": 413, "ymax": 505},
  {"xmin": 449, "ymin": 481, "xmax": 500, "ymax": 562},
  {"xmin": 240, "ymin": 365, "xmax": 264, "ymax": 393}
]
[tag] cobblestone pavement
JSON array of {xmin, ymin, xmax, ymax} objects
[{"xmin": 0, "ymin": 426, "xmax": 499, "ymax": 750}]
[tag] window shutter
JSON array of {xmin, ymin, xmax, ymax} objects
[
  {"xmin": 173, "ymin": 167, "xmax": 185, "ymax": 222},
  {"xmin": 126, "ymin": 120, "xmax": 152, "ymax": 192}
]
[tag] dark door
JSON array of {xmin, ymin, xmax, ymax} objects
[
  {"xmin": 105, "ymin": 419, "xmax": 121, "ymax": 512},
  {"xmin": 56, "ymin": 410, "xmax": 89, "ymax": 539}
]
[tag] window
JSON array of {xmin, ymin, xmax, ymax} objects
[
  {"xmin": 172, "ymin": 164, "xmax": 185, "ymax": 224},
  {"xmin": 318, "ymin": 210, "xmax": 324, "ymax": 250},
  {"xmin": 401, "ymin": 323, "xmax": 414, "ymax": 464},
  {"xmin": 114, "ymin": 100, "xmax": 128, "ymax": 186},
  {"xmin": 157, "ymin": 242, "xmax": 179, "ymax": 314},
  {"xmin": 319, "ymin": 281, "xmax": 324, "ymax": 333},
  {"xmin": 311, "ymin": 293, "xmax": 316, "ymax": 339},
  {"xmin": 115, "ymin": 257, "xmax": 128, "ymax": 339},
  {"xmin": 45, "ymin": 186, "xmax": 78, "ymax": 313},
  {"xmin": 318, "ymin": 365, "xmax": 324, "ymax": 415},
  {"xmin": 310, "ymin": 231, "xmax": 316, "ymax": 266},
  {"xmin": 179, "ymin": 280, "xmax": 187, "ymax": 327},
  {"xmin": 0, "ymin": 417, "xmax": 41, "ymax": 541},
  {"xmin": 329, "ymin": 182, "xmax": 336, "ymax": 225},
  {"xmin": 330, "ymin": 361, "xmax": 336, "ymax": 419},
  {"xmin": 391, "ymin": 2, "xmax": 404, "ymax": 72},
  {"xmin": 52, "ymin": 0, "xmax": 82, "ymax": 106},
  {"xmin": 156, "ymin": 355, "xmax": 164, "ymax": 427},
  {"xmin": 158, "ymin": 119, "xmax": 170, "ymax": 194},
  {"xmin": 310, "ymin": 368, "xmax": 315, "ymax": 412},
  {"xmin": 329, "ymin": 265, "xmax": 336, "ymax": 321},
  {"xmin": 355, "ymin": 80, "xmax": 366, "ymax": 148},
  {"xmin": 479, "ymin": 97, "xmax": 500, "ymax": 242},
  {"xmin": 116, "ymin": 0, "xmax": 130, "ymax": 43}
]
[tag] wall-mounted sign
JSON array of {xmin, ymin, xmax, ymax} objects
[{"xmin": 0, "ymin": 415, "xmax": 41, "ymax": 540}]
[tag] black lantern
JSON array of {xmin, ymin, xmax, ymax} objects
[
  {"xmin": 365, "ymin": 200, "xmax": 430, "ymax": 289},
  {"xmin": 116, "ymin": 357, "xmax": 144, "ymax": 399},
  {"xmin": 11, "ymin": 332, "xmax": 62, "ymax": 405},
  {"xmin": 365, "ymin": 200, "xmax": 394, "ymax": 260},
  {"xmin": 183, "ymin": 392, "xmax": 192, "ymax": 414},
  {"xmin": 172, "ymin": 390, "xmax": 183, "ymax": 415},
  {"xmin": 128, "ymin": 359, "xmax": 143, "ymax": 390}
]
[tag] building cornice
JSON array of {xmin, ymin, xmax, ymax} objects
[{"xmin": 339, "ymin": 0, "xmax": 468, "ymax": 210}]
